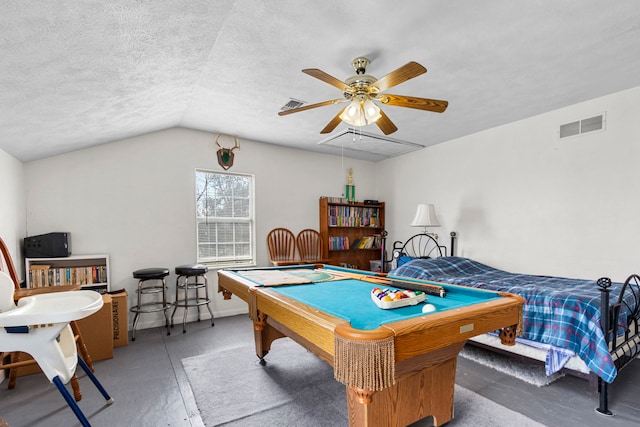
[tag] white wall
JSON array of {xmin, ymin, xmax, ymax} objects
[
  {"xmin": 0, "ymin": 148, "xmax": 26, "ymax": 279},
  {"xmin": 377, "ymin": 86, "xmax": 640, "ymax": 282},
  {"xmin": 24, "ymin": 127, "xmax": 377, "ymax": 328},
  {"xmin": 23, "ymin": 85, "xmax": 640, "ymax": 330}
]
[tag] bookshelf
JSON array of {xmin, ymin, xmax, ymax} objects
[
  {"xmin": 319, "ymin": 197, "xmax": 385, "ymax": 270},
  {"xmin": 25, "ymin": 254, "xmax": 110, "ymax": 293}
]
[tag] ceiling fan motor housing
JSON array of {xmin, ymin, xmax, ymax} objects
[
  {"xmin": 343, "ymin": 57, "xmax": 379, "ymax": 101},
  {"xmin": 345, "ymin": 82, "xmax": 379, "ymax": 101}
]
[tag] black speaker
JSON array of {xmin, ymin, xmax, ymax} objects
[{"xmin": 24, "ymin": 232, "xmax": 71, "ymax": 258}]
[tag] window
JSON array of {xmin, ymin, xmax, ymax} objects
[{"xmin": 195, "ymin": 169, "xmax": 255, "ymax": 267}]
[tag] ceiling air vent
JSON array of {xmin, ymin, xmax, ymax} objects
[
  {"xmin": 559, "ymin": 113, "xmax": 605, "ymax": 139},
  {"xmin": 280, "ymin": 98, "xmax": 306, "ymax": 111},
  {"xmin": 317, "ymin": 128, "xmax": 425, "ymax": 162}
]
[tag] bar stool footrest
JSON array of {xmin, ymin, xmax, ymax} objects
[
  {"xmin": 139, "ymin": 286, "xmax": 166, "ymax": 293},
  {"xmin": 174, "ymin": 299, "xmax": 211, "ymax": 308},
  {"xmin": 177, "ymin": 283, "xmax": 206, "ymax": 290},
  {"xmin": 130, "ymin": 303, "xmax": 172, "ymax": 314}
]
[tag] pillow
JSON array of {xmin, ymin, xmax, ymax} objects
[{"xmin": 397, "ymin": 255, "xmax": 415, "ymax": 268}]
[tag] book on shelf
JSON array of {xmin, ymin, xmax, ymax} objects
[
  {"xmin": 327, "ymin": 205, "xmax": 381, "ymax": 228},
  {"xmin": 28, "ymin": 265, "xmax": 108, "ymax": 288},
  {"xmin": 350, "ymin": 234, "xmax": 382, "ymax": 250},
  {"xmin": 328, "ymin": 235, "xmax": 350, "ymax": 250}
]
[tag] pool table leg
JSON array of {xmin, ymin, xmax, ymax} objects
[
  {"xmin": 345, "ymin": 354, "xmax": 457, "ymax": 427},
  {"xmin": 252, "ymin": 311, "xmax": 286, "ymax": 365}
]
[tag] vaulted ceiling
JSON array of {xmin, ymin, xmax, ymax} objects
[{"xmin": 2, "ymin": 1, "xmax": 640, "ymax": 162}]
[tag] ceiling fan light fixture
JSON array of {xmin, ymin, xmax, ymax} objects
[
  {"xmin": 363, "ymin": 99, "xmax": 381, "ymax": 123},
  {"xmin": 339, "ymin": 99, "xmax": 365, "ymax": 126},
  {"xmin": 339, "ymin": 98, "xmax": 381, "ymax": 127},
  {"xmin": 343, "ymin": 99, "xmax": 361, "ymax": 118}
]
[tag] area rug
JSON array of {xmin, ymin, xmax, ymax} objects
[
  {"xmin": 182, "ymin": 338, "xmax": 546, "ymax": 427},
  {"xmin": 459, "ymin": 345, "xmax": 564, "ymax": 387}
]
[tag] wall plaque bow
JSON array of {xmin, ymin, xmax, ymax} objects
[{"xmin": 216, "ymin": 135, "xmax": 240, "ymax": 170}]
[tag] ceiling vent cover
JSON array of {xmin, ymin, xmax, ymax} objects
[
  {"xmin": 281, "ymin": 98, "xmax": 306, "ymax": 111},
  {"xmin": 317, "ymin": 128, "xmax": 425, "ymax": 161},
  {"xmin": 559, "ymin": 113, "xmax": 605, "ymax": 139}
]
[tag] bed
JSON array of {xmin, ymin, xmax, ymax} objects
[{"xmin": 387, "ymin": 233, "xmax": 640, "ymax": 415}]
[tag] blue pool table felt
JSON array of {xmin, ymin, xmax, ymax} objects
[{"xmin": 272, "ymin": 278, "xmax": 500, "ymax": 330}]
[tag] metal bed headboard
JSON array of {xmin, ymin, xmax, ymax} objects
[{"xmin": 385, "ymin": 232, "xmax": 456, "ymax": 271}]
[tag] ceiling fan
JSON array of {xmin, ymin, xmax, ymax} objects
[{"xmin": 278, "ymin": 57, "xmax": 448, "ymax": 135}]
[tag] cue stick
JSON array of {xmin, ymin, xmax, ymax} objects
[
  {"xmin": 328, "ymin": 269, "xmax": 446, "ymax": 297},
  {"xmin": 386, "ymin": 277, "xmax": 446, "ymax": 298}
]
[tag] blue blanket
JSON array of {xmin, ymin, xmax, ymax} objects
[{"xmin": 390, "ymin": 256, "xmax": 628, "ymax": 383}]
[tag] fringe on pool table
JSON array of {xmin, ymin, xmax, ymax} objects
[{"xmin": 334, "ymin": 334, "xmax": 395, "ymax": 391}]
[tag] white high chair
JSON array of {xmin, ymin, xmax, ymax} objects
[{"xmin": 0, "ymin": 271, "xmax": 114, "ymax": 426}]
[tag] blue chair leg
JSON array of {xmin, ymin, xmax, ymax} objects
[
  {"xmin": 52, "ymin": 376, "xmax": 91, "ymax": 427},
  {"xmin": 77, "ymin": 356, "xmax": 114, "ymax": 404}
]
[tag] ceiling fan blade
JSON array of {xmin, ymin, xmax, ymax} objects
[
  {"xmin": 378, "ymin": 94, "xmax": 448, "ymax": 113},
  {"xmin": 302, "ymin": 69, "xmax": 348, "ymax": 91},
  {"xmin": 320, "ymin": 108, "xmax": 346, "ymax": 134},
  {"xmin": 376, "ymin": 110, "xmax": 398, "ymax": 135},
  {"xmin": 278, "ymin": 99, "xmax": 345, "ymax": 116},
  {"xmin": 373, "ymin": 62, "xmax": 427, "ymax": 92}
]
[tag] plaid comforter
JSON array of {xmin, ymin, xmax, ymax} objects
[{"xmin": 389, "ymin": 256, "xmax": 626, "ymax": 383}]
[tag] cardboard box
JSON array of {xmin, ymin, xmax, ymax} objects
[
  {"xmin": 76, "ymin": 294, "xmax": 114, "ymax": 361},
  {"xmin": 109, "ymin": 290, "xmax": 129, "ymax": 347},
  {"xmin": 16, "ymin": 294, "xmax": 114, "ymax": 377}
]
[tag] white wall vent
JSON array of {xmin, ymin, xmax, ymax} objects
[{"xmin": 559, "ymin": 113, "xmax": 605, "ymax": 139}]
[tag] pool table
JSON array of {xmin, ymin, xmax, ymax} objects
[{"xmin": 218, "ymin": 264, "xmax": 523, "ymax": 427}]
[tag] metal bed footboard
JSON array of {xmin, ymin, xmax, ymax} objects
[{"xmin": 597, "ymin": 274, "xmax": 640, "ymax": 415}]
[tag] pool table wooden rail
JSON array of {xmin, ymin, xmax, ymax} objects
[
  {"xmin": 218, "ymin": 269, "xmax": 341, "ymax": 363},
  {"xmin": 381, "ymin": 295, "xmax": 522, "ymax": 361}
]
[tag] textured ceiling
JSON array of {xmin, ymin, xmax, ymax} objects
[{"xmin": 2, "ymin": 1, "xmax": 640, "ymax": 162}]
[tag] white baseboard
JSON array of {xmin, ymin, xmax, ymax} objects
[{"xmin": 129, "ymin": 307, "xmax": 249, "ymax": 332}]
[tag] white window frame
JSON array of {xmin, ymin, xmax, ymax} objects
[{"xmin": 195, "ymin": 169, "xmax": 256, "ymax": 268}]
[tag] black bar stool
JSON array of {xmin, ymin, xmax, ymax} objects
[
  {"xmin": 130, "ymin": 267, "xmax": 171, "ymax": 341},
  {"xmin": 171, "ymin": 264, "xmax": 214, "ymax": 333}
]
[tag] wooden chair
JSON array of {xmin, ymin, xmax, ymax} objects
[
  {"xmin": 296, "ymin": 229, "xmax": 326, "ymax": 263},
  {"xmin": 266, "ymin": 228, "xmax": 299, "ymax": 265},
  {"xmin": 0, "ymin": 236, "xmax": 94, "ymax": 401}
]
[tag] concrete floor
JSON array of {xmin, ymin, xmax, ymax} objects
[{"xmin": 0, "ymin": 315, "xmax": 638, "ymax": 427}]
